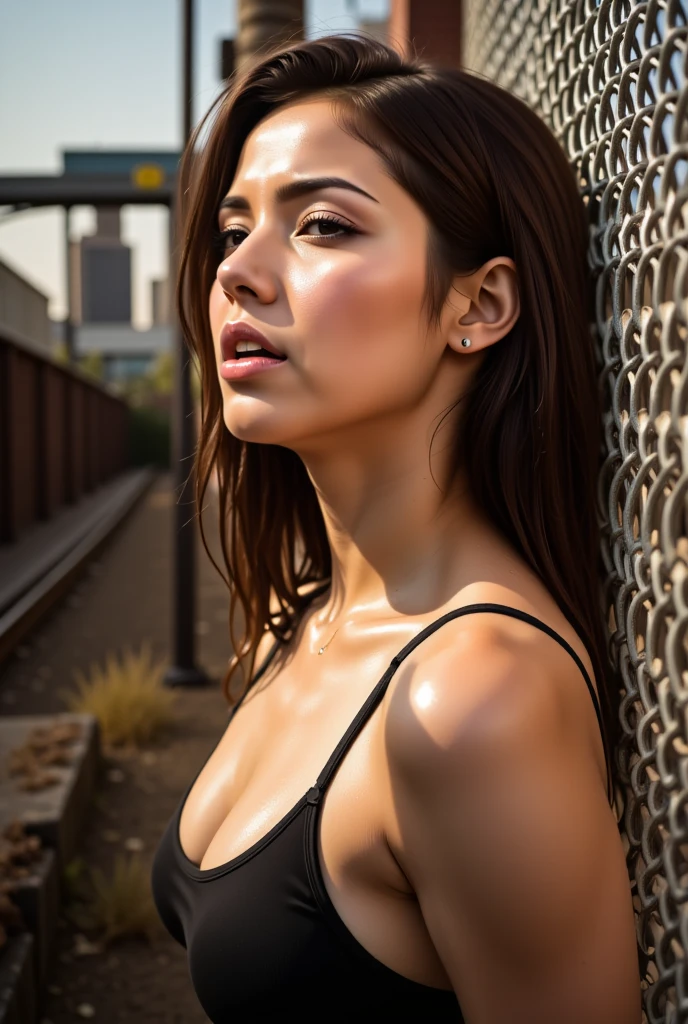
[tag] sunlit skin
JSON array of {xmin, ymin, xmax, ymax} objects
[
  {"xmin": 208, "ymin": 98, "xmax": 518, "ymax": 610},
  {"xmin": 209, "ymin": 100, "xmax": 470, "ymax": 455},
  {"xmin": 182, "ymin": 98, "xmax": 642, "ymax": 1023}
]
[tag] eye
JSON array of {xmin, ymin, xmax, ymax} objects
[
  {"xmin": 212, "ymin": 213, "xmax": 357, "ymax": 258},
  {"xmin": 213, "ymin": 225, "xmax": 249, "ymax": 256},
  {"xmin": 297, "ymin": 213, "xmax": 357, "ymax": 240}
]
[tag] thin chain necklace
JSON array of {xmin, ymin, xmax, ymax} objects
[{"xmin": 317, "ymin": 626, "xmax": 340, "ymax": 655}]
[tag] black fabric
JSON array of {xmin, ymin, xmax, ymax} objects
[{"xmin": 151, "ymin": 603, "xmax": 610, "ymax": 1022}]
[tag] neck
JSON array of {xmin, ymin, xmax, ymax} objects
[{"xmin": 295, "ymin": 412, "xmax": 483, "ymax": 625}]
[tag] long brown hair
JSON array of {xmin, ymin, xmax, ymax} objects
[{"xmin": 177, "ymin": 33, "xmax": 619, "ymax": 794}]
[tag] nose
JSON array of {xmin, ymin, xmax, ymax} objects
[{"xmin": 215, "ymin": 233, "xmax": 279, "ymax": 307}]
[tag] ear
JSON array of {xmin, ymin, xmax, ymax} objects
[{"xmin": 444, "ymin": 257, "xmax": 520, "ymax": 355}]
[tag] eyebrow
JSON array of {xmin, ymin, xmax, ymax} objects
[{"xmin": 218, "ymin": 176, "xmax": 379, "ymax": 213}]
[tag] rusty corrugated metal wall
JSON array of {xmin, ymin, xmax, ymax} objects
[{"xmin": 464, "ymin": 1, "xmax": 688, "ymax": 1019}]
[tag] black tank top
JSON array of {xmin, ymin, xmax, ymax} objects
[{"xmin": 150, "ymin": 604, "xmax": 610, "ymax": 1023}]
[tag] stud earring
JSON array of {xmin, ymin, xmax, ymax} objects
[{"xmin": 461, "ymin": 337, "xmax": 472, "ymax": 348}]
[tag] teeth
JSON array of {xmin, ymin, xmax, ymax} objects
[{"xmin": 236, "ymin": 341, "xmax": 263, "ymax": 353}]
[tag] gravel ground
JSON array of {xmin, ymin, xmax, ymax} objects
[{"xmin": 0, "ymin": 472, "xmax": 236, "ymax": 1024}]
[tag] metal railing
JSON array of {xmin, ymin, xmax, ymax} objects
[
  {"xmin": 0, "ymin": 328, "xmax": 129, "ymax": 544},
  {"xmin": 464, "ymin": 1, "xmax": 688, "ymax": 1020}
]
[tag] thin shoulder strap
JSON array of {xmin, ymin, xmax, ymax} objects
[{"xmin": 313, "ymin": 603, "xmax": 612, "ymax": 807}]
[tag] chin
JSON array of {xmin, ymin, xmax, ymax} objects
[
  {"xmin": 222, "ymin": 399, "xmax": 302, "ymax": 448},
  {"xmin": 223, "ymin": 412, "xmax": 280, "ymax": 446}
]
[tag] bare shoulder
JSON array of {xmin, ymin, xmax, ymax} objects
[
  {"xmin": 385, "ymin": 609, "xmax": 598, "ymax": 788},
  {"xmin": 383, "ymin": 615, "xmax": 640, "ymax": 1024}
]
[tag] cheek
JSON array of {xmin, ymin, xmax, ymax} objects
[{"xmin": 289, "ymin": 250, "xmax": 426, "ymax": 376}]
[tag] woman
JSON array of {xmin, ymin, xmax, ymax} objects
[{"xmin": 151, "ymin": 34, "xmax": 640, "ymax": 1023}]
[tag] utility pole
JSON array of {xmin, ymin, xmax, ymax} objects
[
  {"xmin": 164, "ymin": 0, "xmax": 307, "ymax": 689},
  {"xmin": 164, "ymin": 0, "xmax": 210, "ymax": 688},
  {"xmin": 64, "ymin": 207, "xmax": 74, "ymax": 363}
]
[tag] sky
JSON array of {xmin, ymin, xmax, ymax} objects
[{"xmin": 0, "ymin": 0, "xmax": 388, "ymax": 328}]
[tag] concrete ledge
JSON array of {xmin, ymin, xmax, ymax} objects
[
  {"xmin": 0, "ymin": 714, "xmax": 101, "ymax": 875},
  {"xmin": 0, "ymin": 933, "xmax": 36, "ymax": 1024},
  {"xmin": 0, "ymin": 715, "xmax": 101, "ymax": 1021},
  {"xmin": 0, "ymin": 466, "xmax": 155, "ymax": 664},
  {"xmin": 7, "ymin": 848, "xmax": 59, "ymax": 991}
]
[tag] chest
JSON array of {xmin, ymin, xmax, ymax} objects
[{"xmin": 177, "ymin": 652, "xmax": 408, "ymax": 891}]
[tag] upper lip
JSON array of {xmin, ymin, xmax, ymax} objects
[{"xmin": 220, "ymin": 322, "xmax": 286, "ymax": 361}]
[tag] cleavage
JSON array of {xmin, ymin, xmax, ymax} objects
[{"xmin": 178, "ymin": 660, "xmax": 384, "ymax": 872}]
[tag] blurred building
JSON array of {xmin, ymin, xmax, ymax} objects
[
  {"xmin": 0, "ymin": 255, "xmax": 53, "ymax": 354},
  {"xmin": 69, "ymin": 206, "xmax": 132, "ymax": 325},
  {"xmin": 151, "ymin": 277, "xmax": 171, "ymax": 325},
  {"xmin": 69, "ymin": 199, "xmax": 171, "ymax": 383},
  {"xmin": 359, "ymin": 18, "xmax": 388, "ymax": 41},
  {"xmin": 74, "ymin": 322, "xmax": 171, "ymax": 383}
]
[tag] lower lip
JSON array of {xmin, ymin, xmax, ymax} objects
[{"xmin": 219, "ymin": 357, "xmax": 288, "ymax": 380}]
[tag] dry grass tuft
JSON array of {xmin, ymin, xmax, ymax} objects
[
  {"xmin": 89, "ymin": 854, "xmax": 161, "ymax": 944},
  {"xmin": 59, "ymin": 642, "xmax": 177, "ymax": 750}
]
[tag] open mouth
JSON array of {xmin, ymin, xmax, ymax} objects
[
  {"xmin": 219, "ymin": 323, "xmax": 288, "ymax": 378},
  {"xmin": 233, "ymin": 343, "xmax": 287, "ymax": 362}
]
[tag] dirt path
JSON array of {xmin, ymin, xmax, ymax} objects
[{"xmin": 0, "ymin": 473, "xmax": 236, "ymax": 1023}]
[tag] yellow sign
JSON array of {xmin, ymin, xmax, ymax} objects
[{"xmin": 132, "ymin": 164, "xmax": 165, "ymax": 189}]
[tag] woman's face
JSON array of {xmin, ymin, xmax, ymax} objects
[{"xmin": 208, "ymin": 98, "xmax": 457, "ymax": 452}]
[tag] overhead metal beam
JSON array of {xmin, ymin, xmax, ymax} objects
[{"xmin": 0, "ymin": 176, "xmax": 174, "ymax": 208}]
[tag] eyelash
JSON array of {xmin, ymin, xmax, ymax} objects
[{"xmin": 212, "ymin": 212, "xmax": 357, "ymax": 256}]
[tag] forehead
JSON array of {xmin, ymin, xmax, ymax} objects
[{"xmin": 230, "ymin": 98, "xmax": 383, "ymax": 190}]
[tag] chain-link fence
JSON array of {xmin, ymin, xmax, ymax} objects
[{"xmin": 464, "ymin": 1, "xmax": 688, "ymax": 1019}]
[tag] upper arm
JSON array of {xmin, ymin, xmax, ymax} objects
[{"xmin": 385, "ymin": 630, "xmax": 640, "ymax": 1024}]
